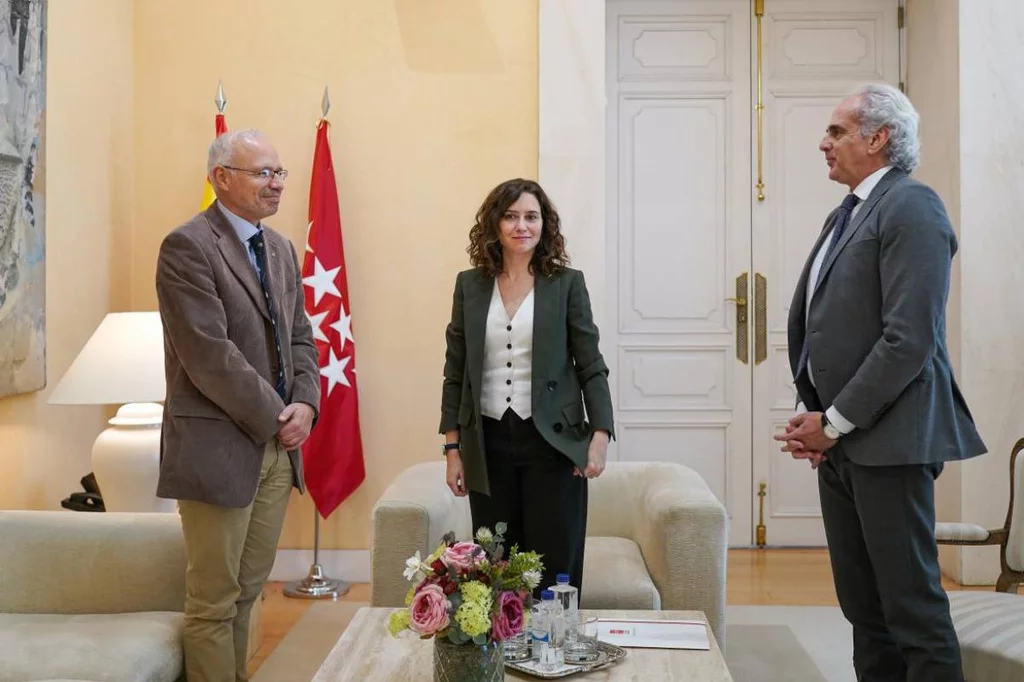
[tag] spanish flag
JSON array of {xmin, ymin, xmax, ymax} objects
[{"xmin": 200, "ymin": 113, "xmax": 228, "ymax": 210}]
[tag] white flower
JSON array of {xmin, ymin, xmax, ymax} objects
[
  {"xmin": 403, "ymin": 551, "xmax": 426, "ymax": 582},
  {"xmin": 523, "ymin": 570, "xmax": 542, "ymax": 590},
  {"xmin": 475, "ymin": 527, "xmax": 494, "ymax": 544}
]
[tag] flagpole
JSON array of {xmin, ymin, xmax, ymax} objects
[
  {"xmin": 283, "ymin": 507, "xmax": 349, "ymax": 599},
  {"xmin": 284, "ymin": 85, "xmax": 349, "ymax": 601}
]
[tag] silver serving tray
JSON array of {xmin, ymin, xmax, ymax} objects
[{"xmin": 504, "ymin": 640, "xmax": 627, "ymax": 678}]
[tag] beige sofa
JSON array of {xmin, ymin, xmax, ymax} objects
[
  {"xmin": 370, "ymin": 461, "xmax": 728, "ymax": 647},
  {"xmin": 0, "ymin": 510, "xmax": 262, "ymax": 682}
]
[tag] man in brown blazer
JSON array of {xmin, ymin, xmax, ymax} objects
[{"xmin": 155, "ymin": 129, "xmax": 320, "ymax": 682}]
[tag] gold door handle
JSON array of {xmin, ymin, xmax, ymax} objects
[
  {"xmin": 754, "ymin": 273, "xmax": 767, "ymax": 365},
  {"xmin": 733, "ymin": 273, "xmax": 749, "ymax": 364}
]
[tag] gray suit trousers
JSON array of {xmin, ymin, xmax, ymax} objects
[{"xmin": 818, "ymin": 445, "xmax": 963, "ymax": 682}]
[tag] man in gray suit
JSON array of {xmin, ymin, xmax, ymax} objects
[
  {"xmin": 775, "ymin": 83, "xmax": 986, "ymax": 682},
  {"xmin": 156, "ymin": 130, "xmax": 320, "ymax": 682}
]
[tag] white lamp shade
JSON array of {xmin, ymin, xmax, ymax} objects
[{"xmin": 48, "ymin": 311, "xmax": 166, "ymax": 405}]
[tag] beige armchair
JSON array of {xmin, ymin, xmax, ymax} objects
[
  {"xmin": 936, "ymin": 437, "xmax": 1023, "ymax": 593},
  {"xmin": 370, "ymin": 460, "xmax": 728, "ymax": 647},
  {"xmin": 936, "ymin": 439, "xmax": 1024, "ymax": 681}
]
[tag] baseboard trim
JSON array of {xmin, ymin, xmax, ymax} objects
[{"xmin": 269, "ymin": 549, "xmax": 371, "ymax": 584}]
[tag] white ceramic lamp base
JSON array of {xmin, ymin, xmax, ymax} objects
[{"xmin": 91, "ymin": 402, "xmax": 176, "ymax": 513}]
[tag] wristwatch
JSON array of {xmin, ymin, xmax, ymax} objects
[
  {"xmin": 442, "ymin": 442, "xmax": 461, "ymax": 456},
  {"xmin": 821, "ymin": 414, "xmax": 841, "ymax": 441}
]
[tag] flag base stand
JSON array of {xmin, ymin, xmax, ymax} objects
[
  {"xmin": 283, "ymin": 563, "xmax": 348, "ymax": 600},
  {"xmin": 284, "ymin": 509, "xmax": 349, "ymax": 600}
]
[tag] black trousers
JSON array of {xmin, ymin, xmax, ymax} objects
[
  {"xmin": 469, "ymin": 409, "xmax": 588, "ymax": 600},
  {"xmin": 819, "ymin": 445, "xmax": 963, "ymax": 682}
]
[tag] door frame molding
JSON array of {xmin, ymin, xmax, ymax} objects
[{"xmin": 538, "ymin": 0, "xmax": 608, "ymax": 329}]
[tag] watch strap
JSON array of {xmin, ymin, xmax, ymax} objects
[{"xmin": 821, "ymin": 413, "xmax": 840, "ymax": 439}]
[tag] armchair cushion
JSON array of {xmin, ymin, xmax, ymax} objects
[
  {"xmin": 581, "ymin": 537, "xmax": 660, "ymax": 610},
  {"xmin": 0, "ymin": 612, "xmax": 184, "ymax": 682},
  {"xmin": 1008, "ymin": 452, "xmax": 1024, "ymax": 572},
  {"xmin": 949, "ymin": 592, "xmax": 1024, "ymax": 682},
  {"xmin": 935, "ymin": 522, "xmax": 992, "ymax": 544}
]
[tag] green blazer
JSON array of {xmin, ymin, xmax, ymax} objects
[{"xmin": 439, "ymin": 267, "xmax": 615, "ymax": 496}]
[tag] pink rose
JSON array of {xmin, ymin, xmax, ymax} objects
[
  {"xmin": 441, "ymin": 542, "xmax": 481, "ymax": 574},
  {"xmin": 409, "ymin": 584, "xmax": 450, "ymax": 635},
  {"xmin": 491, "ymin": 591, "xmax": 525, "ymax": 641}
]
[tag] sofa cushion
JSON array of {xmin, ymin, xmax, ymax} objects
[
  {"xmin": 581, "ymin": 536, "xmax": 661, "ymax": 610},
  {"xmin": 949, "ymin": 591, "xmax": 1024, "ymax": 682},
  {"xmin": 0, "ymin": 612, "xmax": 184, "ymax": 682}
]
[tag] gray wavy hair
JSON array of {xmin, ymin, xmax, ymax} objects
[
  {"xmin": 206, "ymin": 129, "xmax": 268, "ymax": 176},
  {"xmin": 849, "ymin": 83, "xmax": 920, "ymax": 173}
]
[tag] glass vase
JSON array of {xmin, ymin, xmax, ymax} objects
[{"xmin": 433, "ymin": 636, "xmax": 505, "ymax": 682}]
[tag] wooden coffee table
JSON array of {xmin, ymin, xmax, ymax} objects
[{"xmin": 311, "ymin": 607, "xmax": 733, "ymax": 681}]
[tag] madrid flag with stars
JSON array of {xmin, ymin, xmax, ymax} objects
[{"xmin": 301, "ymin": 118, "xmax": 365, "ymax": 518}]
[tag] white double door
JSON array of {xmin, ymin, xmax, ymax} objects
[{"xmin": 605, "ymin": 0, "xmax": 900, "ymax": 545}]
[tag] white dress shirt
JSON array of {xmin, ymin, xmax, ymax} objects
[
  {"xmin": 800, "ymin": 166, "xmax": 893, "ymax": 434},
  {"xmin": 480, "ymin": 281, "xmax": 534, "ymax": 420},
  {"xmin": 218, "ymin": 202, "xmax": 264, "ymax": 275}
]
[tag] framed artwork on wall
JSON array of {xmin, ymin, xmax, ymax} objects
[{"xmin": 0, "ymin": 0, "xmax": 45, "ymax": 398}]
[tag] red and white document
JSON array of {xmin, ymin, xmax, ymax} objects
[{"xmin": 585, "ymin": 618, "xmax": 711, "ymax": 650}]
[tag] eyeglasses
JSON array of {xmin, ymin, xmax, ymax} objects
[{"xmin": 222, "ymin": 166, "xmax": 289, "ymax": 181}]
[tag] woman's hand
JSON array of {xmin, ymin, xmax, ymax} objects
[
  {"xmin": 575, "ymin": 430, "xmax": 610, "ymax": 479},
  {"xmin": 445, "ymin": 451, "xmax": 468, "ymax": 496}
]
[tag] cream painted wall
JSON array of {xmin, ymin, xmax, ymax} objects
[
  {"xmin": 905, "ymin": 0, "xmax": 967, "ymax": 581},
  {"xmin": 130, "ymin": 1, "xmax": 539, "ymax": 549},
  {"xmin": 0, "ymin": 1, "xmax": 134, "ymax": 509},
  {"xmin": 956, "ymin": 0, "xmax": 1024, "ymax": 584},
  {"xmin": 909, "ymin": 0, "xmax": 1024, "ymax": 585}
]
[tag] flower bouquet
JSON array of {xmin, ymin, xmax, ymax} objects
[{"xmin": 388, "ymin": 523, "xmax": 544, "ymax": 682}]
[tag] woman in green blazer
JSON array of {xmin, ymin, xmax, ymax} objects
[{"xmin": 439, "ymin": 178, "xmax": 615, "ymax": 596}]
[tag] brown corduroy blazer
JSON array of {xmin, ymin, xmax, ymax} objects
[{"xmin": 155, "ymin": 202, "xmax": 320, "ymax": 508}]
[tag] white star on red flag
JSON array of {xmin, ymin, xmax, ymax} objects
[
  {"xmin": 302, "ymin": 256, "xmax": 342, "ymax": 306},
  {"xmin": 319, "ymin": 347, "xmax": 352, "ymax": 395},
  {"xmin": 330, "ymin": 308, "xmax": 354, "ymax": 352},
  {"xmin": 306, "ymin": 309, "xmax": 330, "ymax": 344}
]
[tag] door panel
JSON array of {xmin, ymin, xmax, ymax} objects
[
  {"xmin": 750, "ymin": 0, "xmax": 900, "ymax": 545},
  {"xmin": 607, "ymin": 0, "xmax": 752, "ymax": 545}
]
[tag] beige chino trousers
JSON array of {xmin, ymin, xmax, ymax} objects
[{"xmin": 178, "ymin": 442, "xmax": 293, "ymax": 682}]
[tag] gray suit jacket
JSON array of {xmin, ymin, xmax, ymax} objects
[
  {"xmin": 787, "ymin": 169, "xmax": 986, "ymax": 466},
  {"xmin": 155, "ymin": 203, "xmax": 321, "ymax": 507}
]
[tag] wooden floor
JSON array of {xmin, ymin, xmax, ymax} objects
[{"xmin": 248, "ymin": 548, "xmax": 989, "ymax": 676}]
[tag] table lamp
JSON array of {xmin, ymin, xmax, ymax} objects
[{"xmin": 48, "ymin": 311, "xmax": 175, "ymax": 513}]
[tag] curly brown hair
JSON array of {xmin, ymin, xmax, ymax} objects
[{"xmin": 467, "ymin": 178, "xmax": 570, "ymax": 278}]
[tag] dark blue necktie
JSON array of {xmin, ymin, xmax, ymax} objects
[
  {"xmin": 821, "ymin": 193, "xmax": 860, "ymax": 265},
  {"xmin": 248, "ymin": 232, "xmax": 286, "ymax": 399},
  {"xmin": 796, "ymin": 193, "xmax": 861, "ymax": 380}
]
